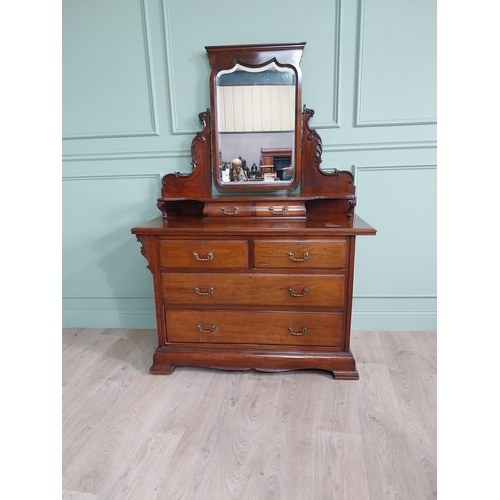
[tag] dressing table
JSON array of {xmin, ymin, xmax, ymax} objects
[{"xmin": 131, "ymin": 43, "xmax": 376, "ymax": 379}]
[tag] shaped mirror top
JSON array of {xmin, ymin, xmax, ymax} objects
[{"xmin": 217, "ymin": 63, "xmax": 295, "ymax": 133}]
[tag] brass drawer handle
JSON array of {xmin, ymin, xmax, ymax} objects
[
  {"xmin": 220, "ymin": 206, "xmax": 239, "ymax": 215},
  {"xmin": 194, "ymin": 286, "xmax": 214, "ymax": 296},
  {"xmin": 288, "ymin": 326, "xmax": 308, "ymax": 336},
  {"xmin": 287, "ymin": 286, "xmax": 309, "ymax": 297},
  {"xmin": 269, "ymin": 206, "xmax": 288, "ymax": 215},
  {"xmin": 197, "ymin": 323, "xmax": 217, "ymax": 333},
  {"xmin": 192, "ymin": 251, "xmax": 214, "ymax": 262},
  {"xmin": 288, "ymin": 251, "xmax": 309, "ymax": 262}
]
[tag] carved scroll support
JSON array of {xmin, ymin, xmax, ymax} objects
[
  {"xmin": 301, "ymin": 106, "xmax": 356, "ymax": 205},
  {"xmin": 135, "ymin": 235, "xmax": 153, "ymax": 273},
  {"xmin": 190, "ymin": 109, "xmax": 211, "ymax": 172},
  {"xmin": 160, "ymin": 109, "xmax": 212, "ymax": 201},
  {"xmin": 157, "ymin": 200, "xmax": 169, "ymax": 220},
  {"xmin": 303, "ymin": 106, "xmax": 323, "ymax": 167},
  {"xmin": 347, "ymin": 197, "xmax": 357, "ymax": 218}
]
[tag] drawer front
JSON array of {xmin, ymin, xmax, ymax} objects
[
  {"xmin": 166, "ymin": 310, "xmax": 343, "ymax": 346},
  {"xmin": 162, "ymin": 273, "xmax": 345, "ymax": 308},
  {"xmin": 254, "ymin": 201, "xmax": 306, "ymax": 218},
  {"xmin": 254, "ymin": 240, "xmax": 347, "ymax": 269},
  {"xmin": 159, "ymin": 240, "xmax": 248, "ymax": 269},
  {"xmin": 203, "ymin": 202, "xmax": 253, "ymax": 218}
]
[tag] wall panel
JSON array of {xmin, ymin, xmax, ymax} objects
[
  {"xmin": 352, "ymin": 163, "xmax": 437, "ymax": 329},
  {"xmin": 62, "ymin": 171, "xmax": 160, "ymax": 327},
  {"xmin": 355, "ymin": 0, "xmax": 437, "ymax": 126},
  {"xmin": 62, "ymin": 0, "xmax": 158, "ymax": 139}
]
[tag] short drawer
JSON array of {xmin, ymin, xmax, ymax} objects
[
  {"xmin": 254, "ymin": 240, "xmax": 347, "ymax": 269},
  {"xmin": 202, "ymin": 201, "xmax": 253, "ymax": 218},
  {"xmin": 254, "ymin": 201, "xmax": 306, "ymax": 218},
  {"xmin": 159, "ymin": 240, "xmax": 248, "ymax": 269},
  {"xmin": 162, "ymin": 273, "xmax": 345, "ymax": 308},
  {"xmin": 166, "ymin": 310, "xmax": 343, "ymax": 346}
]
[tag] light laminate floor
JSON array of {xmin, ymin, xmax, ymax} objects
[{"xmin": 62, "ymin": 328, "xmax": 436, "ymax": 500}]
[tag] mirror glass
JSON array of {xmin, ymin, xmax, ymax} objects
[{"xmin": 216, "ymin": 62, "xmax": 296, "ymax": 186}]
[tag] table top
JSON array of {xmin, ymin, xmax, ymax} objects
[{"xmin": 131, "ymin": 214, "xmax": 376, "ymax": 236}]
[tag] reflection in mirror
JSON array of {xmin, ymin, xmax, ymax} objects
[{"xmin": 216, "ymin": 62, "xmax": 296, "ymax": 185}]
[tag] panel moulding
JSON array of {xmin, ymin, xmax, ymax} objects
[
  {"xmin": 353, "ymin": 292, "xmax": 437, "ymax": 299},
  {"xmin": 353, "ymin": 0, "xmax": 436, "ymax": 128},
  {"xmin": 353, "ymin": 310, "xmax": 436, "ymax": 317},
  {"xmin": 62, "ymin": 173, "xmax": 162, "ymax": 183},
  {"xmin": 162, "ymin": 0, "xmax": 198, "ymax": 136},
  {"xmin": 62, "ymin": 149, "xmax": 191, "ymax": 163},
  {"xmin": 321, "ymin": 140, "xmax": 436, "ymax": 153},
  {"xmin": 353, "ymin": 163, "xmax": 437, "ymax": 188},
  {"xmin": 305, "ymin": 0, "xmax": 342, "ymax": 130},
  {"xmin": 63, "ymin": 0, "xmax": 160, "ymax": 141},
  {"xmin": 63, "ymin": 293, "xmax": 154, "ymax": 299},
  {"xmin": 352, "ymin": 163, "xmax": 437, "ymax": 307}
]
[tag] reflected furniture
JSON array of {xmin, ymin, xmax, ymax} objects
[{"xmin": 131, "ymin": 43, "xmax": 376, "ymax": 379}]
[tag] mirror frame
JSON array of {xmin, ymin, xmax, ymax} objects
[{"xmin": 205, "ymin": 43, "xmax": 305, "ymax": 192}]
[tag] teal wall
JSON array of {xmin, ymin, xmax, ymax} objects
[{"xmin": 62, "ymin": 0, "xmax": 437, "ymax": 330}]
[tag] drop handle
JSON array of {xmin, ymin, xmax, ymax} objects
[
  {"xmin": 288, "ymin": 251, "xmax": 309, "ymax": 262},
  {"xmin": 288, "ymin": 326, "xmax": 308, "ymax": 336},
  {"xmin": 194, "ymin": 286, "xmax": 214, "ymax": 296},
  {"xmin": 192, "ymin": 251, "xmax": 214, "ymax": 262},
  {"xmin": 220, "ymin": 206, "xmax": 239, "ymax": 215},
  {"xmin": 287, "ymin": 286, "xmax": 309, "ymax": 297},
  {"xmin": 197, "ymin": 323, "xmax": 217, "ymax": 333},
  {"xmin": 269, "ymin": 206, "xmax": 288, "ymax": 215}
]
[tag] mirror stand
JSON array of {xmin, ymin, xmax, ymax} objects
[{"xmin": 156, "ymin": 42, "xmax": 356, "ymax": 220}]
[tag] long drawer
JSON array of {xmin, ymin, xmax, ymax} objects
[
  {"xmin": 161, "ymin": 273, "xmax": 345, "ymax": 308},
  {"xmin": 165, "ymin": 309, "xmax": 343, "ymax": 346},
  {"xmin": 253, "ymin": 240, "xmax": 347, "ymax": 269},
  {"xmin": 159, "ymin": 239, "xmax": 248, "ymax": 269}
]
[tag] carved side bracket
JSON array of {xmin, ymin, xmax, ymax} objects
[
  {"xmin": 135, "ymin": 235, "xmax": 153, "ymax": 273},
  {"xmin": 303, "ymin": 106, "xmax": 323, "ymax": 167},
  {"xmin": 347, "ymin": 197, "xmax": 357, "ymax": 218},
  {"xmin": 157, "ymin": 199, "xmax": 169, "ymax": 219},
  {"xmin": 190, "ymin": 109, "xmax": 211, "ymax": 172},
  {"xmin": 301, "ymin": 106, "xmax": 356, "ymax": 200},
  {"xmin": 160, "ymin": 109, "xmax": 212, "ymax": 199}
]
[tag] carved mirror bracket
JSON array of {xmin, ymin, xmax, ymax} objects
[{"xmin": 159, "ymin": 109, "xmax": 212, "ymax": 199}]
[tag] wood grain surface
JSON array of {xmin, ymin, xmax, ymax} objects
[
  {"xmin": 161, "ymin": 273, "xmax": 345, "ymax": 308},
  {"xmin": 62, "ymin": 328, "xmax": 436, "ymax": 499}
]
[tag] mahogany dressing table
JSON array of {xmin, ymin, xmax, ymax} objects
[{"xmin": 131, "ymin": 43, "xmax": 376, "ymax": 379}]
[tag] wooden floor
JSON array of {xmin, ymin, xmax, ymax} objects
[{"xmin": 62, "ymin": 328, "xmax": 436, "ymax": 500}]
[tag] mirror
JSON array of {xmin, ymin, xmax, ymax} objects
[
  {"xmin": 206, "ymin": 43, "xmax": 305, "ymax": 192},
  {"xmin": 217, "ymin": 63, "xmax": 295, "ymax": 185}
]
